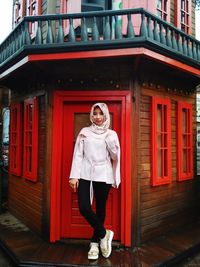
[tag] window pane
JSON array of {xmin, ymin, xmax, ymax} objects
[
  {"xmin": 181, "ymin": 12, "xmax": 185, "ymax": 23},
  {"xmin": 182, "ymin": 134, "xmax": 186, "ymax": 147},
  {"xmin": 158, "ymin": 148, "xmax": 162, "ymax": 177},
  {"xmin": 164, "ymin": 133, "xmax": 167, "ymax": 147},
  {"xmin": 29, "ymin": 147, "xmax": 32, "ymax": 171},
  {"xmin": 29, "ymin": 104, "xmax": 33, "ymax": 129},
  {"xmin": 157, "ymin": 105, "xmax": 162, "ymax": 132},
  {"xmin": 163, "ymin": 105, "xmax": 167, "ymax": 132},
  {"xmin": 164, "ymin": 149, "xmax": 167, "ymax": 176},
  {"xmin": 183, "ymin": 149, "xmax": 187, "ymax": 172},
  {"xmin": 157, "ymin": 0, "xmax": 162, "ymax": 9},
  {"xmin": 181, "ymin": 0, "xmax": 185, "ymax": 10},
  {"xmin": 182, "ymin": 109, "xmax": 186, "ymax": 133}
]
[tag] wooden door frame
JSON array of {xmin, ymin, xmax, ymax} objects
[{"xmin": 50, "ymin": 90, "xmax": 132, "ymax": 247}]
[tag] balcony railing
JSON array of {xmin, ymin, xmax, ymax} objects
[{"xmin": 0, "ymin": 8, "xmax": 200, "ymax": 69}]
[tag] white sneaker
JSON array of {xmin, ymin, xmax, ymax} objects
[
  {"xmin": 88, "ymin": 242, "xmax": 99, "ymax": 260},
  {"xmin": 100, "ymin": 230, "xmax": 114, "ymax": 258}
]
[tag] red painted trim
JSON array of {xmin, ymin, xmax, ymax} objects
[
  {"xmin": 1, "ymin": 47, "xmax": 199, "ymax": 80},
  {"xmin": 151, "ymin": 96, "xmax": 171, "ymax": 186},
  {"xmin": 60, "ymin": 0, "xmax": 67, "ymax": 13},
  {"xmin": 27, "ymin": 48, "xmax": 200, "ymax": 77},
  {"xmin": 50, "ymin": 91, "xmax": 132, "ymax": 247},
  {"xmin": 38, "ymin": 0, "xmax": 42, "ymax": 15},
  {"xmin": 9, "ymin": 103, "xmax": 22, "ymax": 176},
  {"xmin": 23, "ymin": 97, "xmax": 38, "ymax": 181},
  {"xmin": 177, "ymin": 101, "xmax": 193, "ymax": 181}
]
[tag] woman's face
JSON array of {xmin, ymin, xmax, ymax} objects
[{"xmin": 93, "ymin": 106, "xmax": 104, "ymax": 126}]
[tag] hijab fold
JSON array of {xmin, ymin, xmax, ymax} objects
[{"xmin": 90, "ymin": 103, "xmax": 110, "ymax": 134}]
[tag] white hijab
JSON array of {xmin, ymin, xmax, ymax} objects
[{"xmin": 90, "ymin": 103, "xmax": 110, "ymax": 134}]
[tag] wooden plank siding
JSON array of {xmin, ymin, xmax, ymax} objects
[
  {"xmin": 8, "ymin": 95, "xmax": 46, "ymax": 234},
  {"xmin": 139, "ymin": 85, "xmax": 197, "ymax": 243}
]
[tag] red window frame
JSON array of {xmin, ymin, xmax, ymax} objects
[
  {"xmin": 14, "ymin": 0, "xmax": 25, "ymax": 26},
  {"xmin": 26, "ymin": 0, "xmax": 41, "ymax": 36},
  {"xmin": 145, "ymin": 0, "xmax": 170, "ymax": 22},
  {"xmin": 9, "ymin": 103, "xmax": 22, "ymax": 176},
  {"xmin": 151, "ymin": 96, "xmax": 171, "ymax": 186},
  {"xmin": 177, "ymin": 101, "xmax": 193, "ymax": 181},
  {"xmin": 23, "ymin": 97, "xmax": 38, "ymax": 181},
  {"xmin": 156, "ymin": 0, "xmax": 169, "ymax": 21},
  {"xmin": 175, "ymin": 0, "xmax": 191, "ymax": 34}
]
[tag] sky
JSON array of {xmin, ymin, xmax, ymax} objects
[
  {"xmin": 0, "ymin": 0, "xmax": 12, "ymax": 43},
  {"xmin": 0, "ymin": 0, "xmax": 199, "ymax": 43}
]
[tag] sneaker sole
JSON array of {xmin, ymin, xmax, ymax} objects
[
  {"xmin": 102, "ymin": 230, "xmax": 114, "ymax": 258},
  {"xmin": 88, "ymin": 255, "xmax": 99, "ymax": 260}
]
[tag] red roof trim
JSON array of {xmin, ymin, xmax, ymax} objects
[{"xmin": 0, "ymin": 48, "xmax": 199, "ymax": 80}]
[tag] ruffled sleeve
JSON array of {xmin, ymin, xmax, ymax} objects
[
  {"xmin": 69, "ymin": 133, "xmax": 84, "ymax": 179},
  {"xmin": 105, "ymin": 130, "xmax": 121, "ymax": 188}
]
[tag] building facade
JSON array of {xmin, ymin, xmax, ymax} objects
[{"xmin": 0, "ymin": 0, "xmax": 199, "ymax": 247}]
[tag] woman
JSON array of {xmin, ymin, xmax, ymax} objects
[{"xmin": 69, "ymin": 103, "xmax": 120, "ymax": 260}]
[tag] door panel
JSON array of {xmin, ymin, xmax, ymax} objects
[{"xmin": 61, "ymin": 102, "xmax": 121, "ymax": 240}]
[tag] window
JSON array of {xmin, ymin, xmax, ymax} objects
[
  {"xmin": 151, "ymin": 97, "xmax": 171, "ymax": 186},
  {"xmin": 81, "ymin": 0, "xmax": 112, "ymax": 12},
  {"xmin": 9, "ymin": 103, "xmax": 22, "ymax": 176},
  {"xmin": 156, "ymin": 0, "xmax": 168, "ymax": 21},
  {"xmin": 175, "ymin": 0, "xmax": 191, "ymax": 34},
  {"xmin": 26, "ymin": 0, "xmax": 41, "ymax": 36},
  {"xmin": 13, "ymin": 0, "xmax": 24, "ymax": 26},
  {"xmin": 23, "ymin": 97, "xmax": 38, "ymax": 181},
  {"xmin": 177, "ymin": 102, "xmax": 193, "ymax": 181}
]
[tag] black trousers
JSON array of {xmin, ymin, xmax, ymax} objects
[{"xmin": 78, "ymin": 179, "xmax": 111, "ymax": 242}]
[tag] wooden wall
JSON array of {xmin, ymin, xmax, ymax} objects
[{"xmin": 138, "ymin": 85, "xmax": 197, "ymax": 243}]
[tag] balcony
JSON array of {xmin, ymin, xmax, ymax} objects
[{"xmin": 0, "ymin": 8, "xmax": 200, "ymax": 75}]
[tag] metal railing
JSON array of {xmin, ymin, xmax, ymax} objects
[{"xmin": 0, "ymin": 8, "xmax": 200, "ymax": 67}]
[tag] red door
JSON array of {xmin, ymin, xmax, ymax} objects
[{"xmin": 61, "ymin": 102, "xmax": 121, "ymax": 240}]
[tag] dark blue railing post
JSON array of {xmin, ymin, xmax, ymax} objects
[
  {"xmin": 56, "ymin": 19, "xmax": 64, "ymax": 43},
  {"xmin": 140, "ymin": 13, "xmax": 147, "ymax": 37},
  {"xmin": 187, "ymin": 38, "xmax": 193, "ymax": 58},
  {"xmin": 68, "ymin": 18, "xmax": 76, "ymax": 42},
  {"xmin": 153, "ymin": 20, "xmax": 160, "ymax": 42},
  {"xmin": 166, "ymin": 27, "xmax": 172, "ymax": 47},
  {"xmin": 46, "ymin": 20, "xmax": 54, "ymax": 43},
  {"xmin": 159, "ymin": 24, "xmax": 166, "ymax": 45},
  {"xmin": 35, "ymin": 21, "xmax": 43, "ymax": 44},
  {"xmin": 177, "ymin": 33, "xmax": 183, "ymax": 53},
  {"xmin": 192, "ymin": 42, "xmax": 197, "ymax": 60},
  {"xmin": 127, "ymin": 13, "xmax": 135, "ymax": 38},
  {"xmin": 92, "ymin": 17, "xmax": 99, "ymax": 41},
  {"xmin": 147, "ymin": 16, "xmax": 153, "ymax": 39},
  {"xmin": 197, "ymin": 44, "xmax": 200, "ymax": 61},
  {"xmin": 115, "ymin": 15, "xmax": 122, "ymax": 39},
  {"xmin": 81, "ymin": 17, "xmax": 88, "ymax": 41},
  {"xmin": 24, "ymin": 21, "xmax": 31, "ymax": 45},
  {"xmin": 171, "ymin": 30, "xmax": 178, "ymax": 50},
  {"xmin": 182, "ymin": 36, "xmax": 188, "ymax": 56},
  {"xmin": 103, "ymin": 16, "xmax": 111, "ymax": 40}
]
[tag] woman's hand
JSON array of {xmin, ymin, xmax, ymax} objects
[{"xmin": 69, "ymin": 178, "xmax": 79, "ymax": 192}]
